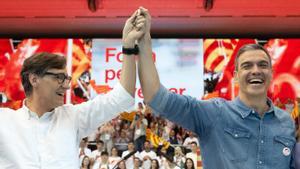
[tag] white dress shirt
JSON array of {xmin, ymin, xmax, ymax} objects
[
  {"xmin": 121, "ymin": 150, "xmax": 140, "ymax": 169},
  {"xmin": 91, "ymin": 149, "xmax": 103, "ymax": 161},
  {"xmin": 139, "ymin": 150, "xmax": 157, "ymax": 169},
  {"xmin": 0, "ymin": 83, "xmax": 134, "ymax": 169},
  {"xmin": 78, "ymin": 147, "xmax": 92, "ymax": 157}
]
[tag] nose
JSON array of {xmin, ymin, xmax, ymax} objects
[
  {"xmin": 251, "ymin": 64, "xmax": 261, "ymax": 75},
  {"xmin": 62, "ymin": 81, "xmax": 71, "ymax": 90}
]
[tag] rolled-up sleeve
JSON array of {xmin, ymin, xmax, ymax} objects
[{"xmin": 149, "ymin": 84, "xmax": 170, "ymax": 116}]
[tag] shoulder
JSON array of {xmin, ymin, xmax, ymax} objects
[
  {"xmin": 0, "ymin": 107, "xmax": 14, "ymax": 112},
  {"xmin": 274, "ymin": 106, "xmax": 295, "ymax": 129},
  {"xmin": 53, "ymin": 104, "xmax": 77, "ymax": 118},
  {"xmin": 197, "ymin": 97, "xmax": 227, "ymax": 108},
  {"xmin": 208, "ymin": 97, "xmax": 227, "ymax": 105},
  {"xmin": 0, "ymin": 107, "xmax": 19, "ymax": 115},
  {"xmin": 0, "ymin": 107, "xmax": 23, "ymax": 121}
]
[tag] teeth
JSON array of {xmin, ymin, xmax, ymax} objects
[
  {"xmin": 251, "ymin": 80, "xmax": 262, "ymax": 82},
  {"xmin": 249, "ymin": 79, "xmax": 263, "ymax": 84}
]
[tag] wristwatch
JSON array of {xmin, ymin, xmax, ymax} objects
[{"xmin": 122, "ymin": 44, "xmax": 139, "ymax": 55}]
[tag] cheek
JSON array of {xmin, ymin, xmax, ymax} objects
[
  {"xmin": 44, "ymin": 86, "xmax": 55, "ymax": 95},
  {"xmin": 237, "ymin": 76, "xmax": 247, "ymax": 86},
  {"xmin": 263, "ymin": 73, "xmax": 272, "ymax": 84},
  {"xmin": 236, "ymin": 72, "xmax": 246, "ymax": 81}
]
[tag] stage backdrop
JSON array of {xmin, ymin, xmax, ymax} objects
[
  {"xmin": 0, "ymin": 38, "xmax": 299, "ymax": 116},
  {"xmin": 92, "ymin": 39, "xmax": 204, "ymax": 104}
]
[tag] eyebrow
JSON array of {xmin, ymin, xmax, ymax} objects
[
  {"xmin": 240, "ymin": 60, "xmax": 269, "ymax": 66},
  {"xmin": 258, "ymin": 60, "xmax": 270, "ymax": 64},
  {"xmin": 240, "ymin": 61, "xmax": 252, "ymax": 67}
]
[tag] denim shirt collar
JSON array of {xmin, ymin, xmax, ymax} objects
[{"xmin": 233, "ymin": 96, "xmax": 275, "ymax": 118}]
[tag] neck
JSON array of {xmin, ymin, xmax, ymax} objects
[
  {"xmin": 239, "ymin": 93, "xmax": 269, "ymax": 116},
  {"xmin": 26, "ymin": 95, "xmax": 52, "ymax": 117}
]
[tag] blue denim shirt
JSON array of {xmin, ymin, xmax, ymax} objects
[
  {"xmin": 295, "ymin": 143, "xmax": 300, "ymax": 168},
  {"xmin": 149, "ymin": 85, "xmax": 296, "ymax": 169}
]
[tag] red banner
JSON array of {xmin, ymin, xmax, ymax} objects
[
  {"xmin": 1, "ymin": 39, "xmax": 68, "ymax": 109},
  {"xmin": 266, "ymin": 39, "xmax": 300, "ymax": 103}
]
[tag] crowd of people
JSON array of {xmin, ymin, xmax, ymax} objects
[{"xmin": 79, "ymin": 102, "xmax": 201, "ymax": 169}]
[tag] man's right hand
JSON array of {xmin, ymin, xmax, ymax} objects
[
  {"xmin": 138, "ymin": 7, "xmax": 151, "ymax": 49},
  {"xmin": 122, "ymin": 7, "xmax": 147, "ymax": 48}
]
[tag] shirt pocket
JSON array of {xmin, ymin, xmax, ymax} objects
[
  {"xmin": 223, "ymin": 127, "xmax": 251, "ymax": 162},
  {"xmin": 272, "ymin": 135, "xmax": 295, "ymax": 168}
]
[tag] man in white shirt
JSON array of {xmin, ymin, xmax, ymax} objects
[
  {"xmin": 79, "ymin": 138, "xmax": 92, "ymax": 158},
  {"xmin": 91, "ymin": 140, "xmax": 105, "ymax": 162},
  {"xmin": 121, "ymin": 141, "xmax": 139, "ymax": 169},
  {"xmin": 0, "ymin": 7, "xmax": 147, "ymax": 169},
  {"xmin": 139, "ymin": 140, "xmax": 157, "ymax": 169},
  {"xmin": 130, "ymin": 111, "xmax": 148, "ymax": 152}
]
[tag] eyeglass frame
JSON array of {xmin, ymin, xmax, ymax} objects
[{"xmin": 43, "ymin": 72, "xmax": 72, "ymax": 84}]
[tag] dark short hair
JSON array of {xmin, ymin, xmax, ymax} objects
[
  {"xmin": 234, "ymin": 44, "xmax": 272, "ymax": 71},
  {"xmin": 101, "ymin": 151, "xmax": 109, "ymax": 156},
  {"xmin": 20, "ymin": 52, "xmax": 66, "ymax": 96},
  {"xmin": 190, "ymin": 141, "xmax": 198, "ymax": 146},
  {"xmin": 96, "ymin": 140, "xmax": 104, "ymax": 144},
  {"xmin": 128, "ymin": 141, "xmax": 134, "ymax": 145}
]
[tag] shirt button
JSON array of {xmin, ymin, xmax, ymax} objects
[
  {"xmin": 261, "ymin": 140, "xmax": 264, "ymax": 144},
  {"xmin": 234, "ymin": 134, "xmax": 238, "ymax": 137},
  {"xmin": 259, "ymin": 161, "xmax": 263, "ymax": 164}
]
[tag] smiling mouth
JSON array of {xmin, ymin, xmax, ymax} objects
[{"xmin": 248, "ymin": 78, "xmax": 264, "ymax": 85}]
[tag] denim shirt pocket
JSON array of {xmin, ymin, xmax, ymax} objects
[
  {"xmin": 223, "ymin": 127, "xmax": 251, "ymax": 162},
  {"xmin": 272, "ymin": 135, "xmax": 295, "ymax": 167}
]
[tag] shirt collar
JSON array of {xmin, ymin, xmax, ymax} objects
[
  {"xmin": 22, "ymin": 99, "xmax": 54, "ymax": 120},
  {"xmin": 233, "ymin": 96, "xmax": 275, "ymax": 118}
]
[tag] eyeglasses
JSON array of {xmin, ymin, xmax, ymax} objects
[{"xmin": 43, "ymin": 72, "xmax": 72, "ymax": 84}]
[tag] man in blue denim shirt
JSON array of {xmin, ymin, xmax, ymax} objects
[{"xmin": 136, "ymin": 8, "xmax": 295, "ymax": 169}]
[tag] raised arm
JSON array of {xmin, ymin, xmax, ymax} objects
[
  {"xmin": 136, "ymin": 7, "xmax": 160, "ymax": 103},
  {"xmin": 135, "ymin": 8, "xmax": 221, "ymax": 138},
  {"xmin": 73, "ymin": 8, "xmax": 148, "ymax": 139},
  {"xmin": 120, "ymin": 8, "xmax": 146, "ymax": 97}
]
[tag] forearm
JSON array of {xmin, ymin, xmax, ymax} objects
[
  {"xmin": 138, "ymin": 33, "xmax": 160, "ymax": 103},
  {"xmin": 120, "ymin": 53, "xmax": 136, "ymax": 97},
  {"xmin": 130, "ymin": 119, "xmax": 136, "ymax": 129}
]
